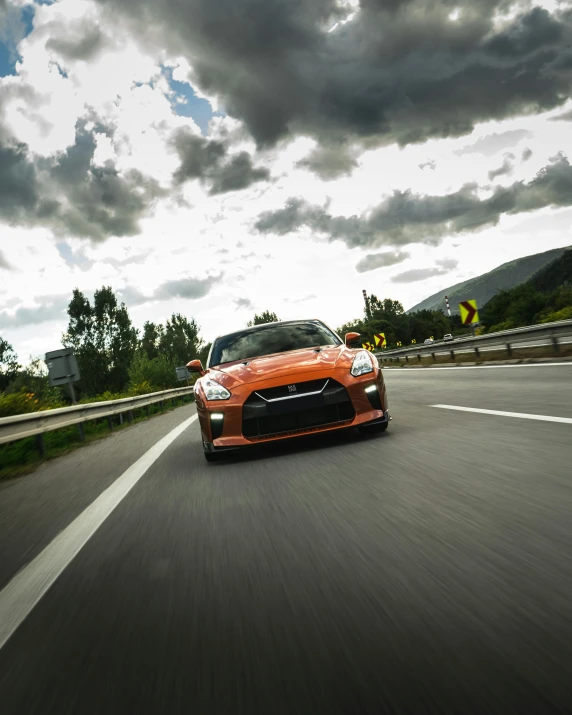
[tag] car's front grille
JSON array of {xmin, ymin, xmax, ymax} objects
[
  {"xmin": 242, "ymin": 379, "xmax": 355, "ymax": 439},
  {"xmin": 254, "ymin": 378, "xmax": 329, "ymax": 402}
]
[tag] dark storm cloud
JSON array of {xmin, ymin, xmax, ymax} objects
[
  {"xmin": 46, "ymin": 25, "xmax": 110, "ymax": 61},
  {"xmin": 209, "ymin": 152, "xmax": 270, "ymax": 195},
  {"xmin": 172, "ymin": 128, "xmax": 269, "ymax": 194},
  {"xmin": 154, "ymin": 275, "xmax": 219, "ymax": 300},
  {"xmin": 0, "ymin": 120, "xmax": 165, "ymax": 241},
  {"xmin": 256, "ymin": 153, "xmax": 572, "ymax": 249},
  {"xmin": 355, "ymin": 250, "xmax": 409, "ymax": 273},
  {"xmin": 488, "ymin": 153, "xmax": 514, "ymax": 180},
  {"xmin": 297, "ymin": 144, "xmax": 360, "ymax": 180},
  {"xmin": 92, "ymin": 0, "xmax": 572, "ymax": 152},
  {"xmin": 0, "ymin": 140, "xmax": 38, "ymax": 219}
]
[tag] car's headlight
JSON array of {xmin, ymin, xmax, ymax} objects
[
  {"xmin": 203, "ymin": 378, "xmax": 231, "ymax": 400},
  {"xmin": 350, "ymin": 350, "xmax": 374, "ymax": 377}
]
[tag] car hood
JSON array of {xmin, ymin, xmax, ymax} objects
[{"xmin": 208, "ymin": 346, "xmax": 355, "ymax": 388}]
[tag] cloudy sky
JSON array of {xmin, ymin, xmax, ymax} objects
[{"xmin": 1, "ymin": 0, "xmax": 572, "ymax": 362}]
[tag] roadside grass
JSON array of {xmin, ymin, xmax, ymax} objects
[
  {"xmin": 381, "ymin": 343, "xmax": 572, "ymax": 367},
  {"xmin": 0, "ymin": 397, "xmax": 194, "ymax": 483}
]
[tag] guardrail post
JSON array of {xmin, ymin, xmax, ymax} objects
[
  {"xmin": 119, "ymin": 412, "xmax": 124, "ymax": 425},
  {"xmin": 405, "ymin": 355, "xmax": 409, "ymax": 363},
  {"xmin": 475, "ymin": 347, "xmax": 480, "ymax": 360},
  {"xmin": 450, "ymin": 350, "xmax": 455, "ymax": 361},
  {"xmin": 506, "ymin": 343, "xmax": 512, "ymax": 357},
  {"xmin": 417, "ymin": 353, "xmax": 421, "ymax": 363},
  {"xmin": 552, "ymin": 336, "xmax": 559, "ymax": 352},
  {"xmin": 78, "ymin": 423, "xmax": 85, "ymax": 442},
  {"xmin": 107, "ymin": 416, "xmax": 113, "ymax": 431},
  {"xmin": 36, "ymin": 433, "xmax": 46, "ymax": 458},
  {"xmin": 127, "ymin": 410, "xmax": 134, "ymax": 423},
  {"xmin": 431, "ymin": 352, "xmax": 436, "ymax": 362}
]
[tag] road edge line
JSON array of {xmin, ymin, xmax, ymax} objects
[
  {"xmin": 431, "ymin": 405, "xmax": 572, "ymax": 424},
  {"xmin": 0, "ymin": 414, "xmax": 198, "ymax": 652}
]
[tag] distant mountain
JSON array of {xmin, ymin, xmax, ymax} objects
[
  {"xmin": 407, "ymin": 246, "xmax": 571, "ymax": 314},
  {"xmin": 530, "ymin": 247, "xmax": 572, "ymax": 293}
]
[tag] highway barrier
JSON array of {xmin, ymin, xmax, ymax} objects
[
  {"xmin": 375, "ymin": 319, "xmax": 572, "ymax": 365},
  {"xmin": 0, "ymin": 386, "xmax": 195, "ymax": 457}
]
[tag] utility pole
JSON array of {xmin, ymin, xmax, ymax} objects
[{"xmin": 362, "ymin": 289, "xmax": 370, "ymax": 319}]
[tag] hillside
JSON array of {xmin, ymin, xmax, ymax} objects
[
  {"xmin": 481, "ymin": 247, "xmax": 572, "ymax": 330},
  {"xmin": 407, "ymin": 246, "xmax": 570, "ymax": 314}
]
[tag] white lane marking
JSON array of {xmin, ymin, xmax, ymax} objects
[
  {"xmin": 432, "ymin": 405, "xmax": 572, "ymax": 424},
  {"xmin": 0, "ymin": 414, "xmax": 198, "ymax": 651},
  {"xmin": 384, "ymin": 362, "xmax": 572, "ymax": 372}
]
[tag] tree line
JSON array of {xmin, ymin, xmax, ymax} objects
[
  {"xmin": 0, "ymin": 286, "xmax": 209, "ymax": 410},
  {"xmin": 0, "ymin": 289, "xmax": 286, "ymax": 414},
  {"xmin": 336, "ymin": 295, "xmax": 464, "ymax": 348}
]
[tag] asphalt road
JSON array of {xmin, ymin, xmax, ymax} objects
[{"xmin": 1, "ymin": 364, "xmax": 572, "ymax": 714}]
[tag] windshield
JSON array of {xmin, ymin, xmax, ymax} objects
[{"xmin": 209, "ymin": 321, "xmax": 341, "ymax": 367}]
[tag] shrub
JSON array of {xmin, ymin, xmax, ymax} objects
[
  {"xmin": 0, "ymin": 390, "xmax": 42, "ymax": 418},
  {"xmin": 540, "ymin": 306, "xmax": 572, "ymax": 323}
]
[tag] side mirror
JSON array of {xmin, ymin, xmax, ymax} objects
[
  {"xmin": 345, "ymin": 332, "xmax": 361, "ymax": 347},
  {"xmin": 186, "ymin": 359, "xmax": 205, "ymax": 376}
]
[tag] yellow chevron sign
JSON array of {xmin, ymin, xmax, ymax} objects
[
  {"xmin": 459, "ymin": 299, "xmax": 479, "ymax": 325},
  {"xmin": 374, "ymin": 333, "xmax": 386, "ymax": 348}
]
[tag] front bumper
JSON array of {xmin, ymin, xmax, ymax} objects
[{"xmin": 197, "ymin": 368, "xmax": 388, "ymax": 449}]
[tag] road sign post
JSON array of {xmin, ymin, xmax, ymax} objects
[
  {"xmin": 373, "ymin": 333, "xmax": 386, "ymax": 349},
  {"xmin": 45, "ymin": 348, "xmax": 84, "ymax": 441},
  {"xmin": 176, "ymin": 366, "xmax": 190, "ymax": 386},
  {"xmin": 459, "ymin": 300, "xmax": 479, "ymax": 333}
]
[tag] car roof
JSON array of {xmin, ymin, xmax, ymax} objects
[{"xmin": 212, "ymin": 318, "xmax": 325, "ymax": 342}]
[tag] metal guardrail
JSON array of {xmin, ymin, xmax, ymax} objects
[
  {"xmin": 0, "ymin": 386, "xmax": 195, "ymax": 452},
  {"xmin": 376, "ymin": 319, "xmax": 572, "ymax": 364},
  {"xmin": 375, "ymin": 319, "xmax": 572, "ymax": 362}
]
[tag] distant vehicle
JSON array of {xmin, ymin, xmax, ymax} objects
[
  {"xmin": 443, "ymin": 334, "xmax": 454, "ymax": 342},
  {"xmin": 424, "ymin": 338, "xmax": 434, "ymax": 345},
  {"xmin": 188, "ymin": 319, "xmax": 390, "ymax": 461}
]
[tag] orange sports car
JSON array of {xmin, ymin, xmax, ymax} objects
[{"xmin": 187, "ymin": 319, "xmax": 390, "ymax": 461}]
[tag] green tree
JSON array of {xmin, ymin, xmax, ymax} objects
[
  {"xmin": 159, "ymin": 313, "xmax": 203, "ymax": 365},
  {"xmin": 0, "ymin": 337, "xmax": 21, "ymax": 392},
  {"xmin": 247, "ymin": 311, "xmax": 279, "ymax": 327},
  {"xmin": 62, "ymin": 286, "xmax": 138, "ymax": 396},
  {"xmin": 199, "ymin": 341, "xmax": 212, "ymax": 367},
  {"xmin": 140, "ymin": 321, "xmax": 163, "ymax": 360},
  {"xmin": 128, "ymin": 352, "xmax": 180, "ymax": 392}
]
